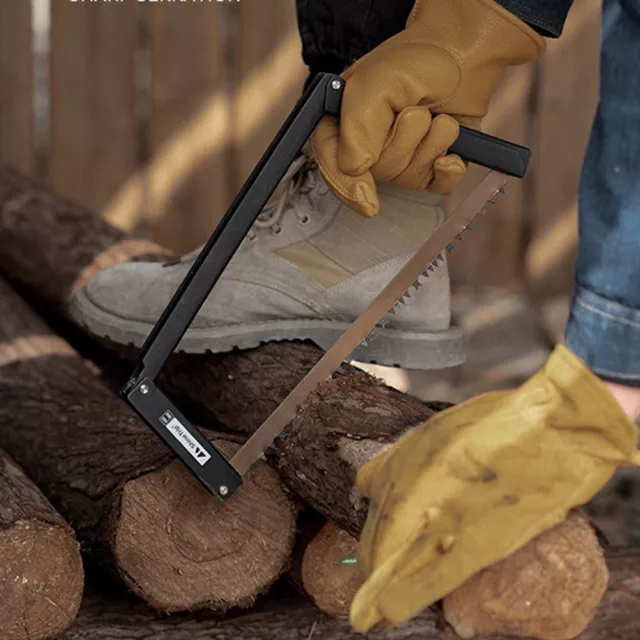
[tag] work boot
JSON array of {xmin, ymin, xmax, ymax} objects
[{"xmin": 70, "ymin": 153, "xmax": 464, "ymax": 370}]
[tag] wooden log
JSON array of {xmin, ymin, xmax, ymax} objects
[
  {"xmin": 54, "ymin": 546, "xmax": 640, "ymax": 640},
  {"xmin": 0, "ymin": 449, "xmax": 83, "ymax": 640},
  {"xmin": 0, "ymin": 168, "xmax": 172, "ymax": 314},
  {"xmin": 301, "ymin": 521, "xmax": 361, "ymax": 620},
  {"xmin": 443, "ymin": 511, "xmax": 608, "ymax": 640},
  {"xmin": 0, "ymin": 273, "xmax": 297, "ymax": 612}
]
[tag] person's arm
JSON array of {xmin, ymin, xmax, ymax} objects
[
  {"xmin": 308, "ymin": 0, "xmax": 548, "ymax": 217},
  {"xmin": 296, "ymin": 0, "xmax": 575, "ymax": 79}
]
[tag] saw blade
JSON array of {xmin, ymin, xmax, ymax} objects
[
  {"xmin": 230, "ymin": 168, "xmax": 510, "ymax": 476},
  {"xmin": 354, "ymin": 172, "xmax": 509, "ymax": 355}
]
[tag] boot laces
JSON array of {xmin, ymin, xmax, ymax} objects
[
  {"xmin": 246, "ymin": 154, "xmax": 328, "ymax": 240},
  {"xmin": 177, "ymin": 154, "xmax": 328, "ymax": 264}
]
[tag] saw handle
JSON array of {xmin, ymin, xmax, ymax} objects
[
  {"xmin": 448, "ymin": 126, "xmax": 530, "ymax": 179},
  {"xmin": 323, "ymin": 80, "xmax": 530, "ymax": 178}
]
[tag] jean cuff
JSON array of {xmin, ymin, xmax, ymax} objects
[{"xmin": 565, "ymin": 286, "xmax": 640, "ymax": 387}]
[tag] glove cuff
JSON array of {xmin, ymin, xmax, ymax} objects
[{"xmin": 536, "ymin": 343, "xmax": 640, "ymax": 461}]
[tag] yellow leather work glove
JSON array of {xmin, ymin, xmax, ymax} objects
[
  {"xmin": 350, "ymin": 343, "xmax": 640, "ymax": 632},
  {"xmin": 312, "ymin": 0, "xmax": 546, "ymax": 218}
]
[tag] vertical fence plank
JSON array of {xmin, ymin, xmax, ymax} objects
[
  {"xmin": 526, "ymin": 0, "xmax": 602, "ymax": 302},
  {"xmin": 147, "ymin": 2, "xmax": 232, "ymax": 253},
  {"xmin": 448, "ymin": 65, "xmax": 533, "ymax": 291},
  {"xmin": 50, "ymin": 1, "xmax": 138, "ymax": 212},
  {"xmin": 233, "ymin": 0, "xmax": 306, "ymax": 191},
  {"xmin": 0, "ymin": 2, "xmax": 35, "ymax": 175}
]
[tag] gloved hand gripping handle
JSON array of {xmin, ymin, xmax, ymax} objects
[{"xmin": 122, "ymin": 73, "xmax": 530, "ymax": 501}]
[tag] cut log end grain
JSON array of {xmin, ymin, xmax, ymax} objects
[
  {"xmin": 0, "ymin": 522, "xmax": 84, "ymax": 640},
  {"xmin": 443, "ymin": 510, "xmax": 608, "ymax": 640},
  {"xmin": 301, "ymin": 521, "xmax": 362, "ymax": 619},
  {"xmin": 0, "ymin": 451, "xmax": 84, "ymax": 640},
  {"xmin": 114, "ymin": 442, "xmax": 298, "ymax": 612}
]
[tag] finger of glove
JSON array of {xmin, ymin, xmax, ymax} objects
[
  {"xmin": 391, "ymin": 114, "xmax": 460, "ymax": 191},
  {"xmin": 312, "ymin": 115, "xmax": 380, "ymax": 217},
  {"xmin": 356, "ymin": 392, "xmax": 514, "ymax": 577},
  {"xmin": 350, "ymin": 533, "xmax": 442, "ymax": 633},
  {"xmin": 428, "ymin": 154, "xmax": 467, "ymax": 195},
  {"xmin": 337, "ymin": 82, "xmax": 398, "ymax": 177},
  {"xmin": 370, "ymin": 106, "xmax": 433, "ymax": 182},
  {"xmin": 376, "ymin": 506, "xmax": 569, "ymax": 629},
  {"xmin": 357, "ymin": 435, "xmax": 442, "ymax": 578}
]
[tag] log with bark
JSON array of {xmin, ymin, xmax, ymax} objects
[
  {"xmin": 0, "ymin": 449, "xmax": 84, "ymax": 640},
  {"xmin": 54, "ymin": 545, "xmax": 640, "ymax": 640},
  {"xmin": 0, "ymin": 273, "xmax": 297, "ymax": 612}
]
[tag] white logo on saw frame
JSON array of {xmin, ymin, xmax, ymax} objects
[{"xmin": 160, "ymin": 411, "xmax": 211, "ymax": 466}]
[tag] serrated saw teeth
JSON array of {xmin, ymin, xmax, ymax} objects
[
  {"xmin": 350, "ymin": 181, "xmax": 510, "ymax": 366},
  {"xmin": 488, "ymin": 185, "xmax": 509, "ymax": 204}
]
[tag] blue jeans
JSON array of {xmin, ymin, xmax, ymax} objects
[{"xmin": 564, "ymin": 0, "xmax": 640, "ymax": 386}]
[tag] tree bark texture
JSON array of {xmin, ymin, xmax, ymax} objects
[
  {"xmin": 0, "ymin": 449, "xmax": 84, "ymax": 640},
  {"xmin": 0, "ymin": 167, "xmax": 448, "ymax": 538},
  {"xmin": 0, "ymin": 168, "xmax": 172, "ymax": 313},
  {"xmin": 0, "ymin": 274, "xmax": 297, "ymax": 612}
]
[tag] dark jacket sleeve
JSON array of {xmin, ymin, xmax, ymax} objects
[
  {"xmin": 296, "ymin": 0, "xmax": 575, "ymax": 75},
  {"xmin": 296, "ymin": 0, "xmax": 416, "ymax": 73},
  {"xmin": 497, "ymin": 0, "xmax": 576, "ymax": 37}
]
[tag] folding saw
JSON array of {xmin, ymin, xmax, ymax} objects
[{"xmin": 122, "ymin": 73, "xmax": 530, "ymax": 500}]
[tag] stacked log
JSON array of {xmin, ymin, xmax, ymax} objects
[
  {"xmin": 0, "ymin": 449, "xmax": 84, "ymax": 640},
  {"xmin": 0, "ymin": 272, "xmax": 296, "ymax": 613}
]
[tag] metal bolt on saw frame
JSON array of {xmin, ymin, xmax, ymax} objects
[{"xmin": 121, "ymin": 72, "xmax": 532, "ymax": 501}]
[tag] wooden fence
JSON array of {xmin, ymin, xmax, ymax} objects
[{"xmin": 0, "ymin": 0, "xmax": 602, "ymax": 297}]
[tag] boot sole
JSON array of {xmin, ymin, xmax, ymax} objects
[{"xmin": 70, "ymin": 289, "xmax": 465, "ymax": 370}]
